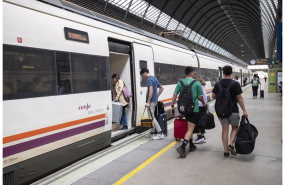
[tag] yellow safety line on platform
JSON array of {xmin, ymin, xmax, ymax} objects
[
  {"xmin": 114, "ymin": 86, "xmax": 251, "ymax": 185},
  {"xmin": 113, "ymin": 141, "xmax": 178, "ymax": 185}
]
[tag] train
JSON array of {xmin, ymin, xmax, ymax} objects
[{"xmin": 3, "ymin": 0, "xmax": 251, "ymax": 184}]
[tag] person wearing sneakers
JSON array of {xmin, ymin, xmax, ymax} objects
[
  {"xmin": 212, "ymin": 65, "xmax": 248, "ymax": 157},
  {"xmin": 193, "ymin": 73, "xmax": 207, "ymax": 144},
  {"xmin": 251, "ymin": 74, "xmax": 261, "ymax": 99},
  {"xmin": 170, "ymin": 66, "xmax": 207, "ymax": 158},
  {"xmin": 140, "ymin": 68, "xmax": 165, "ymax": 140}
]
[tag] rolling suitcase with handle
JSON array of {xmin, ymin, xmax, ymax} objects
[
  {"xmin": 154, "ymin": 101, "xmax": 168, "ymax": 136},
  {"xmin": 156, "ymin": 113, "xmax": 168, "ymax": 136},
  {"xmin": 112, "ymin": 101, "xmax": 122, "ymax": 123},
  {"xmin": 174, "ymin": 118, "xmax": 187, "ymax": 140},
  {"xmin": 260, "ymin": 84, "xmax": 264, "ymax": 99}
]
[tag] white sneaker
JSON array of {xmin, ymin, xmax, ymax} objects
[
  {"xmin": 152, "ymin": 133, "xmax": 164, "ymax": 140},
  {"xmin": 193, "ymin": 137, "xmax": 205, "ymax": 144},
  {"xmin": 145, "ymin": 133, "xmax": 155, "ymax": 138}
]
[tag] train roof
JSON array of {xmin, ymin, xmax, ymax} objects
[
  {"xmin": 35, "ymin": 0, "xmax": 244, "ymax": 68},
  {"xmin": 39, "ymin": 0, "xmax": 189, "ymax": 51}
]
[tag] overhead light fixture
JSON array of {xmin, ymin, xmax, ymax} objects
[{"xmin": 158, "ymin": 30, "xmax": 182, "ymax": 37}]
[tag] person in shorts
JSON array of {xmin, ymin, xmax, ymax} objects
[
  {"xmin": 212, "ymin": 66, "xmax": 248, "ymax": 157},
  {"xmin": 193, "ymin": 72, "xmax": 208, "ymax": 144},
  {"xmin": 170, "ymin": 66, "xmax": 206, "ymax": 158}
]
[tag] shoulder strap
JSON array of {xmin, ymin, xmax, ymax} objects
[
  {"xmin": 226, "ymin": 80, "xmax": 235, "ymax": 91},
  {"xmin": 189, "ymin": 80, "xmax": 197, "ymax": 88},
  {"xmin": 179, "ymin": 80, "xmax": 186, "ymax": 88},
  {"xmin": 142, "ymin": 107, "xmax": 153, "ymax": 120},
  {"xmin": 217, "ymin": 81, "xmax": 223, "ymax": 91}
]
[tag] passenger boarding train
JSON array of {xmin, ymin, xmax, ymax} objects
[{"xmin": 3, "ymin": 0, "xmax": 251, "ymax": 184}]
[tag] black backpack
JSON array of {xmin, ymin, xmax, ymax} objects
[
  {"xmin": 177, "ymin": 80, "xmax": 197, "ymax": 115},
  {"xmin": 235, "ymin": 116, "xmax": 258, "ymax": 154},
  {"xmin": 215, "ymin": 80, "xmax": 234, "ymax": 118}
]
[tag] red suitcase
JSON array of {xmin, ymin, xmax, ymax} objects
[{"xmin": 174, "ymin": 119, "xmax": 188, "ymax": 140}]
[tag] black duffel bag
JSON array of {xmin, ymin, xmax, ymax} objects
[
  {"xmin": 235, "ymin": 116, "xmax": 258, "ymax": 154},
  {"xmin": 198, "ymin": 108, "xmax": 215, "ymax": 130}
]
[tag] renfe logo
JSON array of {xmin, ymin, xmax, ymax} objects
[{"xmin": 78, "ymin": 103, "xmax": 91, "ymax": 111}]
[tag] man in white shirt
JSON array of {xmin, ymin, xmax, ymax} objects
[{"xmin": 234, "ymin": 76, "xmax": 240, "ymax": 86}]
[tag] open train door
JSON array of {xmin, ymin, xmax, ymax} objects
[
  {"xmin": 218, "ymin": 67, "xmax": 222, "ymax": 80},
  {"xmin": 131, "ymin": 42, "xmax": 154, "ymax": 128}
]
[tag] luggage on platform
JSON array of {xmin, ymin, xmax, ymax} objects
[
  {"xmin": 260, "ymin": 90, "xmax": 264, "ymax": 98},
  {"xmin": 140, "ymin": 108, "xmax": 154, "ymax": 128},
  {"xmin": 235, "ymin": 116, "xmax": 258, "ymax": 154},
  {"xmin": 260, "ymin": 84, "xmax": 264, "ymax": 99},
  {"xmin": 156, "ymin": 113, "xmax": 168, "ymax": 136},
  {"xmin": 153, "ymin": 102, "xmax": 167, "ymax": 135},
  {"xmin": 112, "ymin": 101, "xmax": 122, "ymax": 123},
  {"xmin": 174, "ymin": 118, "xmax": 187, "ymax": 140},
  {"xmin": 197, "ymin": 108, "xmax": 215, "ymax": 130},
  {"xmin": 154, "ymin": 101, "xmax": 165, "ymax": 116}
]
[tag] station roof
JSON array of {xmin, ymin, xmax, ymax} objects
[
  {"xmin": 46, "ymin": 0, "xmax": 281, "ymax": 66},
  {"xmin": 143, "ymin": 0, "xmax": 281, "ymax": 64}
]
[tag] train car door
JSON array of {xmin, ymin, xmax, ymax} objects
[
  {"xmin": 132, "ymin": 42, "xmax": 154, "ymax": 126},
  {"xmin": 240, "ymin": 69, "xmax": 243, "ymax": 85},
  {"xmin": 218, "ymin": 67, "xmax": 222, "ymax": 80},
  {"xmin": 108, "ymin": 40, "xmax": 134, "ymax": 135}
]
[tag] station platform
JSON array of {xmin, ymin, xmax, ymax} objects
[{"xmin": 34, "ymin": 80, "xmax": 282, "ymax": 185}]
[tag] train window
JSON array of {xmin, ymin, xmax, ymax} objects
[
  {"xmin": 3, "ymin": 45, "xmax": 57, "ymax": 100},
  {"xmin": 154, "ymin": 63, "xmax": 160, "ymax": 81},
  {"xmin": 71, "ymin": 53, "xmax": 109, "ymax": 93},
  {"xmin": 158, "ymin": 63, "xmax": 173, "ymax": 85},
  {"xmin": 140, "ymin": 60, "xmax": 147, "ymax": 87},
  {"xmin": 56, "ymin": 52, "xmax": 72, "ymax": 95},
  {"xmin": 174, "ymin": 65, "xmax": 185, "ymax": 83},
  {"xmin": 100, "ymin": 57, "xmax": 110, "ymax": 91},
  {"xmin": 200, "ymin": 68, "xmax": 219, "ymax": 87}
]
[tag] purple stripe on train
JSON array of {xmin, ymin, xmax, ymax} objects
[
  {"xmin": 3, "ymin": 120, "xmax": 105, "ymax": 158},
  {"xmin": 163, "ymin": 102, "xmax": 173, "ymax": 107}
]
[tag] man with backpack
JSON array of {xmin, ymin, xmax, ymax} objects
[
  {"xmin": 212, "ymin": 65, "xmax": 248, "ymax": 157},
  {"xmin": 170, "ymin": 66, "xmax": 207, "ymax": 158},
  {"xmin": 251, "ymin": 74, "xmax": 261, "ymax": 99},
  {"xmin": 140, "ymin": 67, "xmax": 165, "ymax": 140}
]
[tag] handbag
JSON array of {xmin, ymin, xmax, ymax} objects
[
  {"xmin": 235, "ymin": 116, "xmax": 258, "ymax": 154},
  {"xmin": 140, "ymin": 107, "xmax": 154, "ymax": 128},
  {"xmin": 198, "ymin": 108, "xmax": 215, "ymax": 129},
  {"xmin": 122, "ymin": 83, "xmax": 133, "ymax": 99},
  {"xmin": 205, "ymin": 110, "xmax": 215, "ymax": 129}
]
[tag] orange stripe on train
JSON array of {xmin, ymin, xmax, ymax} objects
[{"xmin": 3, "ymin": 114, "xmax": 105, "ymax": 144}]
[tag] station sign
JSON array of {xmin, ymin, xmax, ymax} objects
[
  {"xmin": 250, "ymin": 58, "xmax": 276, "ymax": 65},
  {"xmin": 64, "ymin": 27, "xmax": 89, "ymax": 43}
]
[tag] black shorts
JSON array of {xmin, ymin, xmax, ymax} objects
[{"xmin": 185, "ymin": 112, "xmax": 200, "ymax": 124}]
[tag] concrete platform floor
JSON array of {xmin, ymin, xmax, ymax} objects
[
  {"xmin": 124, "ymin": 81, "xmax": 282, "ymax": 185},
  {"xmin": 34, "ymin": 81, "xmax": 282, "ymax": 185}
]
